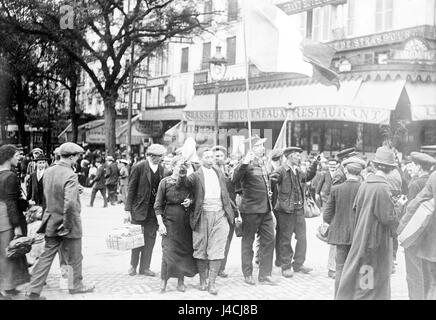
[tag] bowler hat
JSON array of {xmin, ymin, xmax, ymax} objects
[
  {"xmin": 372, "ymin": 146, "xmax": 396, "ymax": 167},
  {"xmin": 283, "ymin": 147, "xmax": 303, "ymax": 157},
  {"xmin": 336, "ymin": 147, "xmax": 356, "ymax": 160},
  {"xmin": 410, "ymin": 152, "xmax": 436, "ymax": 167},
  {"xmin": 59, "ymin": 142, "xmax": 84, "ymax": 157}
]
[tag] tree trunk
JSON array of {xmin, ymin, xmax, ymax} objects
[
  {"xmin": 104, "ymin": 92, "xmax": 118, "ymax": 156},
  {"xmin": 69, "ymin": 84, "xmax": 79, "ymax": 143}
]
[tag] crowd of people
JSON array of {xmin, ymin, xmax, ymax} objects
[{"xmin": 1, "ymin": 135, "xmax": 436, "ymax": 300}]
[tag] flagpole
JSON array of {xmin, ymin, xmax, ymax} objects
[{"xmin": 242, "ymin": 0, "xmax": 252, "ymax": 150}]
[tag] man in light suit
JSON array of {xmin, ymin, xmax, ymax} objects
[
  {"xmin": 124, "ymin": 144, "xmax": 168, "ymax": 277},
  {"xmin": 26, "ymin": 142, "xmax": 94, "ymax": 300}
]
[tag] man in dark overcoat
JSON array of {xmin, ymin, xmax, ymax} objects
[
  {"xmin": 105, "ymin": 156, "xmax": 119, "ymax": 205},
  {"xmin": 124, "ymin": 144, "xmax": 168, "ymax": 277},
  {"xmin": 323, "ymin": 156, "xmax": 366, "ymax": 297},
  {"xmin": 88, "ymin": 158, "xmax": 107, "ymax": 208},
  {"xmin": 336, "ymin": 146, "xmax": 398, "ymax": 300}
]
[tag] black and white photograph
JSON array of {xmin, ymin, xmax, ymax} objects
[{"xmin": 1, "ymin": 0, "xmax": 436, "ymax": 305}]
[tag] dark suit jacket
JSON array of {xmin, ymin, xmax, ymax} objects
[
  {"xmin": 105, "ymin": 162, "xmax": 119, "ymax": 185},
  {"xmin": 91, "ymin": 165, "xmax": 106, "ymax": 189},
  {"xmin": 125, "ymin": 159, "xmax": 168, "ymax": 223},
  {"xmin": 316, "ymin": 170, "xmax": 332, "ymax": 196},
  {"xmin": 187, "ymin": 166, "xmax": 235, "ymax": 230},
  {"xmin": 39, "ymin": 161, "xmax": 82, "ymax": 239},
  {"xmin": 27, "ymin": 171, "xmax": 45, "ymax": 206}
]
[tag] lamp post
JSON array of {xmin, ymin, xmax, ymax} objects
[{"xmin": 209, "ymin": 46, "xmax": 227, "ymax": 145}]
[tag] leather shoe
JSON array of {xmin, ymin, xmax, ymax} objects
[
  {"xmin": 128, "ymin": 267, "xmax": 136, "ymax": 276},
  {"xmin": 177, "ymin": 283, "xmax": 186, "ymax": 292},
  {"xmin": 69, "ymin": 284, "xmax": 95, "ymax": 295},
  {"xmin": 275, "ymin": 260, "xmax": 282, "ymax": 268},
  {"xmin": 218, "ymin": 270, "xmax": 228, "ymax": 278},
  {"xmin": 25, "ymin": 293, "xmax": 46, "ymax": 300},
  {"xmin": 258, "ymin": 276, "xmax": 278, "ymax": 286},
  {"xmin": 282, "ymin": 269, "xmax": 294, "ymax": 278},
  {"xmin": 244, "ymin": 275, "xmax": 256, "ymax": 285},
  {"xmin": 294, "ymin": 265, "xmax": 313, "ymax": 274},
  {"xmin": 139, "ymin": 269, "xmax": 156, "ymax": 277},
  {"xmin": 328, "ymin": 270, "xmax": 336, "ymax": 279}
]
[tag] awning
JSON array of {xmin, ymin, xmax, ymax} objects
[
  {"xmin": 142, "ymin": 107, "xmax": 184, "ymax": 121},
  {"xmin": 405, "ymin": 82, "xmax": 436, "ymax": 121},
  {"xmin": 183, "ymin": 79, "xmax": 400, "ymax": 125}
]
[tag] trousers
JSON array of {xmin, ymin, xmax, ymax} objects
[
  {"xmin": 106, "ymin": 184, "xmax": 118, "ymax": 204},
  {"xmin": 405, "ymin": 247, "xmax": 424, "ymax": 300},
  {"xmin": 90, "ymin": 188, "xmax": 107, "ymax": 207},
  {"xmin": 334, "ymin": 244, "xmax": 351, "ymax": 298},
  {"xmin": 275, "ymin": 210, "xmax": 307, "ymax": 271},
  {"xmin": 28, "ymin": 236, "xmax": 83, "ymax": 294},
  {"xmin": 241, "ymin": 212, "xmax": 274, "ymax": 279},
  {"xmin": 130, "ymin": 213, "xmax": 158, "ymax": 272},
  {"xmin": 220, "ymin": 222, "xmax": 235, "ymax": 272},
  {"xmin": 422, "ymin": 259, "xmax": 436, "ymax": 300}
]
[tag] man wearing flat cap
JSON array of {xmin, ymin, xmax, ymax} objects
[
  {"xmin": 323, "ymin": 156, "xmax": 365, "ymax": 297},
  {"xmin": 332, "ymin": 147, "xmax": 357, "ymax": 186},
  {"xmin": 27, "ymin": 142, "xmax": 94, "ymax": 299},
  {"xmin": 401, "ymin": 151, "xmax": 436, "ymax": 300},
  {"xmin": 105, "ymin": 156, "xmax": 120, "ymax": 206},
  {"xmin": 270, "ymin": 146, "xmax": 319, "ymax": 277},
  {"xmin": 232, "ymin": 135, "xmax": 276, "ymax": 285},
  {"xmin": 125, "ymin": 143, "xmax": 169, "ymax": 277},
  {"xmin": 398, "ymin": 152, "xmax": 436, "ymax": 300}
]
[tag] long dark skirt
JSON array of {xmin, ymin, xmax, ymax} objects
[
  {"xmin": 0, "ymin": 229, "xmax": 30, "ymax": 291},
  {"xmin": 161, "ymin": 204, "xmax": 197, "ymax": 280}
]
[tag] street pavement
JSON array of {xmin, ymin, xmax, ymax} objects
[{"xmin": 19, "ymin": 188, "xmax": 409, "ymax": 300}]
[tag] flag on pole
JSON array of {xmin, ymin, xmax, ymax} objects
[
  {"xmin": 273, "ymin": 113, "xmax": 289, "ymax": 151},
  {"xmin": 243, "ymin": 0, "xmax": 340, "ymax": 89}
]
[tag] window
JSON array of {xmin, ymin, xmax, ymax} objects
[
  {"xmin": 347, "ymin": 0, "xmax": 356, "ymax": 36},
  {"xmin": 158, "ymin": 86, "xmax": 164, "ymax": 106},
  {"xmin": 204, "ymin": 0, "xmax": 213, "ymax": 23},
  {"xmin": 146, "ymin": 89, "xmax": 151, "ymax": 107},
  {"xmin": 201, "ymin": 42, "xmax": 211, "ymax": 70},
  {"xmin": 228, "ymin": 0, "xmax": 238, "ymax": 22},
  {"xmin": 299, "ymin": 12, "xmax": 307, "ymax": 38},
  {"xmin": 226, "ymin": 36, "xmax": 237, "ymax": 65},
  {"xmin": 313, "ymin": 6, "xmax": 332, "ymax": 41},
  {"xmin": 375, "ymin": 0, "xmax": 393, "ymax": 32},
  {"xmin": 180, "ymin": 47, "xmax": 189, "ymax": 73},
  {"xmin": 306, "ymin": 10, "xmax": 313, "ymax": 39}
]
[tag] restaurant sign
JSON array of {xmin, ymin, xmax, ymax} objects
[
  {"xmin": 184, "ymin": 105, "xmax": 390, "ymax": 124},
  {"xmin": 277, "ymin": 0, "xmax": 347, "ymax": 15}
]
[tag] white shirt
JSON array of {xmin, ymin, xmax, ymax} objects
[
  {"xmin": 36, "ymin": 169, "xmax": 44, "ymax": 181},
  {"xmin": 148, "ymin": 159, "xmax": 158, "ymax": 173},
  {"xmin": 202, "ymin": 166, "xmax": 221, "ymax": 200}
]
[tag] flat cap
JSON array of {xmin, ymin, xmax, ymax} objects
[
  {"xmin": 410, "ymin": 152, "xmax": 436, "ymax": 167},
  {"xmin": 53, "ymin": 147, "xmax": 61, "ymax": 156},
  {"xmin": 119, "ymin": 159, "xmax": 129, "ymax": 165},
  {"xmin": 342, "ymin": 156, "xmax": 366, "ymax": 172},
  {"xmin": 147, "ymin": 144, "xmax": 166, "ymax": 156},
  {"xmin": 106, "ymin": 156, "xmax": 114, "ymax": 161},
  {"xmin": 32, "ymin": 148, "xmax": 43, "ymax": 154},
  {"xmin": 420, "ymin": 145, "xmax": 436, "ymax": 156},
  {"xmin": 59, "ymin": 142, "xmax": 84, "ymax": 156},
  {"xmin": 283, "ymin": 147, "xmax": 303, "ymax": 157},
  {"xmin": 270, "ymin": 149, "xmax": 283, "ymax": 161},
  {"xmin": 336, "ymin": 147, "xmax": 356, "ymax": 159}
]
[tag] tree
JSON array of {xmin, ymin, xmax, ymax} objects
[{"xmin": 1, "ymin": 0, "xmax": 215, "ymax": 155}]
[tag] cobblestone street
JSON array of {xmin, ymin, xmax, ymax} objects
[{"xmin": 21, "ymin": 188, "xmax": 409, "ymax": 300}]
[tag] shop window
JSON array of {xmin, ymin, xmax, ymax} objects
[
  {"xmin": 226, "ymin": 36, "xmax": 237, "ymax": 65},
  {"xmin": 180, "ymin": 47, "xmax": 189, "ymax": 73},
  {"xmin": 375, "ymin": 0, "xmax": 393, "ymax": 32},
  {"xmin": 201, "ymin": 42, "xmax": 211, "ymax": 70}
]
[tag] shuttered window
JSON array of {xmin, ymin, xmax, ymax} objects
[
  {"xmin": 180, "ymin": 47, "xmax": 189, "ymax": 73},
  {"xmin": 226, "ymin": 36, "xmax": 237, "ymax": 65},
  {"xmin": 201, "ymin": 42, "xmax": 211, "ymax": 70}
]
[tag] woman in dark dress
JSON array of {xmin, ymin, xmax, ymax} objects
[
  {"xmin": 154, "ymin": 156, "xmax": 197, "ymax": 293},
  {"xmin": 0, "ymin": 144, "xmax": 30, "ymax": 300}
]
